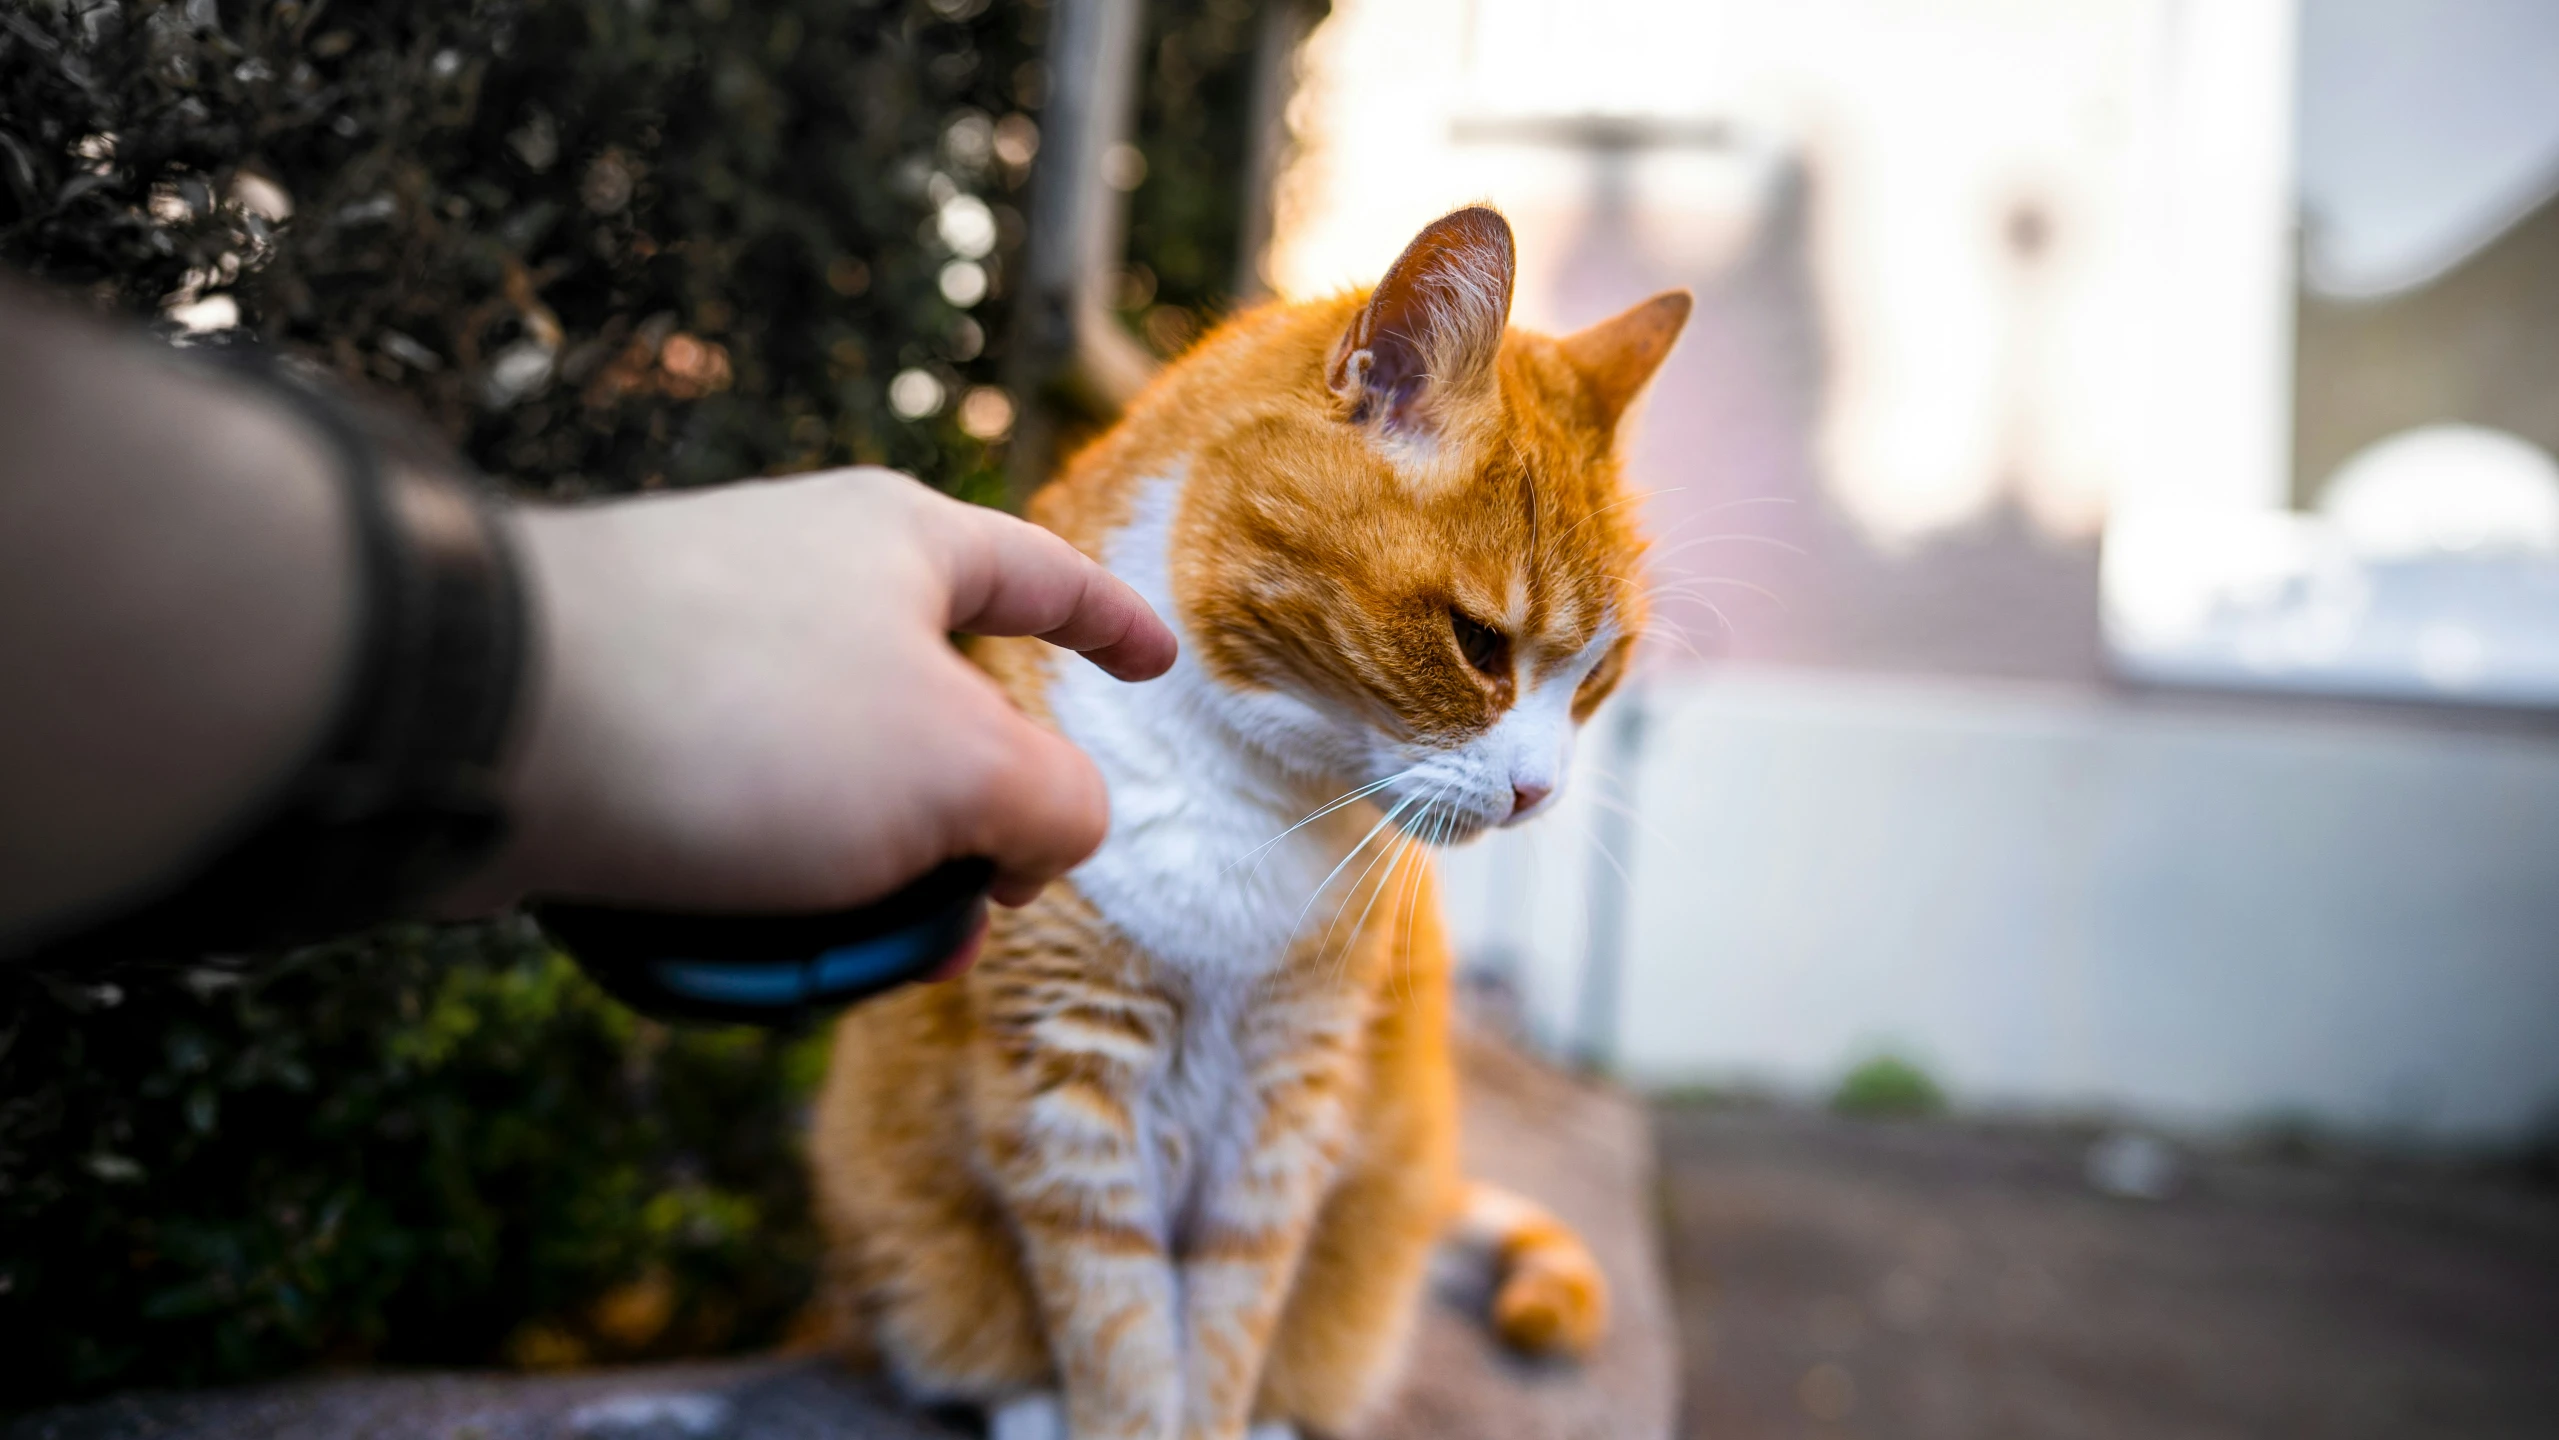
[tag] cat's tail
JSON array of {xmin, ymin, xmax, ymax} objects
[{"xmin": 1455, "ymin": 1179, "xmax": 1609, "ymax": 1358}]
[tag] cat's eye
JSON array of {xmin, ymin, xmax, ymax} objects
[{"xmin": 1450, "ymin": 609, "xmax": 1510, "ymax": 679}]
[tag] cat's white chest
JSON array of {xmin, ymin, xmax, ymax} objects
[
  {"xmin": 1133, "ymin": 964, "xmax": 1359, "ymax": 1257},
  {"xmin": 1047, "ymin": 472, "xmax": 1347, "ymax": 975},
  {"xmin": 1138, "ymin": 977, "xmax": 1252, "ymax": 1246},
  {"xmin": 1054, "ymin": 711, "xmax": 1338, "ymax": 973}
]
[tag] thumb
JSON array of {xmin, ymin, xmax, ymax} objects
[{"xmin": 941, "ymin": 691, "xmax": 1112, "ymax": 906}]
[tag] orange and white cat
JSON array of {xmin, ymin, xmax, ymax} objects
[{"xmin": 809, "ymin": 206, "xmax": 1686, "ymax": 1440}]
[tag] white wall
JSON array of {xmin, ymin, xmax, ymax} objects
[{"xmin": 1440, "ymin": 670, "xmax": 2559, "ymax": 1144}]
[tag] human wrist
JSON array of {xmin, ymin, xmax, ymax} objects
[{"xmin": 436, "ymin": 501, "xmax": 608, "ymax": 911}]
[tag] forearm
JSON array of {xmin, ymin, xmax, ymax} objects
[
  {"xmin": 2, "ymin": 285, "xmax": 1171, "ymax": 952},
  {"xmin": 0, "ymin": 282, "xmax": 352, "ymax": 950}
]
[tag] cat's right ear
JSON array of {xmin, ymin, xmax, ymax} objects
[{"xmin": 1327, "ymin": 206, "xmax": 1516, "ymax": 446}]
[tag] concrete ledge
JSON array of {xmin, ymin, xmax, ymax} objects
[
  {"xmin": 1353, "ymin": 1025, "xmax": 1679, "ymax": 1440},
  {"xmin": 8, "ymin": 1030, "xmax": 1675, "ymax": 1440}
]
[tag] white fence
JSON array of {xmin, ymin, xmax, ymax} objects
[{"xmin": 1438, "ymin": 668, "xmax": 2559, "ymax": 1144}]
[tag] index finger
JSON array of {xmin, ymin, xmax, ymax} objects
[{"xmin": 922, "ymin": 493, "xmax": 1177, "ymax": 681}]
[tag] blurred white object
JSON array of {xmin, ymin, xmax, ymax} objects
[
  {"xmin": 1459, "ymin": 0, "xmax": 1733, "ymax": 124},
  {"xmin": 936, "ymin": 193, "xmax": 998, "ymax": 259},
  {"xmin": 1439, "ymin": 668, "xmax": 2559, "ymax": 1144},
  {"xmin": 888, "ymin": 368, "xmax": 946, "ymax": 420},
  {"xmin": 2085, "ymin": 1130, "xmax": 2180, "ymax": 1200},
  {"xmin": 163, "ymin": 294, "xmax": 239, "ymax": 333},
  {"xmin": 938, "ymin": 259, "xmax": 989, "ymax": 307},
  {"xmin": 2319, "ymin": 425, "xmax": 2559, "ymax": 560},
  {"xmin": 2101, "ymin": 4, "xmax": 2559, "ymax": 708},
  {"xmin": 480, "ymin": 339, "xmax": 556, "ymax": 408},
  {"xmin": 565, "ymin": 1392, "xmax": 730, "ymax": 1438},
  {"xmin": 2297, "ymin": 0, "xmax": 2559, "ymax": 298},
  {"xmin": 2105, "ymin": 496, "xmax": 2559, "ymax": 705},
  {"xmin": 229, "ymin": 171, "xmax": 293, "ymax": 222},
  {"xmin": 1279, "ymin": 0, "xmax": 2295, "ymax": 553}
]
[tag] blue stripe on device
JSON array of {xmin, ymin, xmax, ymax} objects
[
  {"xmin": 651, "ymin": 926, "xmax": 942, "ymax": 1007},
  {"xmin": 536, "ymin": 856, "xmax": 993, "ymax": 1027},
  {"xmin": 652, "ymin": 959, "xmax": 810, "ymax": 1006},
  {"xmin": 812, "ymin": 927, "xmax": 940, "ymax": 991}
]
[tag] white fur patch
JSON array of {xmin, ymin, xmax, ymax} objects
[{"xmin": 1048, "ymin": 470, "xmax": 1365, "ymax": 977}]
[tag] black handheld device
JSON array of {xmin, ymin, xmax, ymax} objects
[{"xmin": 536, "ymin": 857, "xmax": 993, "ymax": 1027}]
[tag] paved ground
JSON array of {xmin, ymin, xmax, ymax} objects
[
  {"xmin": 43, "ymin": 1059, "xmax": 2559, "ymax": 1440},
  {"xmin": 1655, "ymin": 1105, "xmax": 2559, "ymax": 1440}
]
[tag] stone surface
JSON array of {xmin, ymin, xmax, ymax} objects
[
  {"xmin": 7, "ymin": 1032, "xmax": 1675, "ymax": 1440},
  {"xmin": 1352, "ymin": 1027, "xmax": 1680, "ymax": 1440},
  {"xmin": 1658, "ymin": 1104, "xmax": 2559, "ymax": 1439},
  {"xmin": 2, "ymin": 1360, "xmax": 960, "ymax": 1440}
]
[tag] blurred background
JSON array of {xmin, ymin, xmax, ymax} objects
[
  {"xmin": 1301, "ymin": 0, "xmax": 2559, "ymax": 1146},
  {"xmin": 3, "ymin": 0, "xmax": 2556, "ymax": 1433},
  {"xmin": 1334, "ymin": 1, "xmax": 2559, "ymax": 1431}
]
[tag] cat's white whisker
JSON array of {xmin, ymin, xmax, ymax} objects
[
  {"xmin": 1627, "ymin": 619, "xmax": 1711, "ymax": 663},
  {"xmin": 1290, "ymin": 791, "xmax": 1424, "ymax": 945},
  {"xmin": 1630, "ymin": 612, "xmax": 1721, "ymax": 659},
  {"xmin": 1555, "ymin": 485, "xmax": 1684, "ymax": 546},
  {"xmin": 1318, "ymin": 777, "xmax": 1455, "ymax": 979},
  {"xmin": 1320, "ymin": 829, "xmax": 1414, "ymax": 984},
  {"xmin": 1571, "ymin": 772, "xmax": 1684, "ymax": 854},
  {"xmin": 1565, "ymin": 807, "xmax": 1641, "ymax": 895},
  {"xmin": 1648, "ymin": 573, "xmax": 1787, "ymax": 609},
  {"xmin": 1613, "ymin": 494, "xmax": 1791, "ymax": 556},
  {"xmin": 1637, "ymin": 597, "xmax": 1737, "ymax": 640},
  {"xmin": 1225, "ymin": 767, "xmax": 1421, "ymax": 877},
  {"xmin": 1392, "ymin": 802, "xmax": 1453, "ymax": 1005},
  {"xmin": 1645, "ymin": 530, "xmax": 1808, "ymax": 561},
  {"xmin": 1687, "ymin": 493, "xmax": 1798, "ymax": 518}
]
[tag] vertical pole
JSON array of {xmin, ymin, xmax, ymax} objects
[
  {"xmin": 1006, "ymin": 0, "xmax": 1152, "ymax": 508},
  {"xmin": 1231, "ymin": 0, "xmax": 1317, "ymax": 303},
  {"xmin": 1573, "ymin": 690, "xmax": 1648, "ymax": 1073}
]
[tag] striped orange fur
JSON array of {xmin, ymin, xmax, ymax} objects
[{"xmin": 809, "ymin": 207, "xmax": 1684, "ymax": 1440}]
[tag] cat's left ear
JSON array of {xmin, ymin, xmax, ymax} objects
[
  {"xmin": 1560, "ymin": 291, "xmax": 1692, "ymax": 432},
  {"xmin": 1328, "ymin": 206, "xmax": 1516, "ymax": 443}
]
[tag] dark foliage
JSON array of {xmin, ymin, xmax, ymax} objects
[
  {"xmin": 0, "ymin": 927, "xmax": 831, "ymax": 1400},
  {"xmin": 0, "ymin": 0, "xmax": 1043, "ymax": 499},
  {"xmin": 1119, "ymin": 0, "xmax": 1266, "ymax": 355}
]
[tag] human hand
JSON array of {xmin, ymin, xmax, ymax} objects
[{"xmin": 449, "ymin": 468, "xmax": 1173, "ymax": 915}]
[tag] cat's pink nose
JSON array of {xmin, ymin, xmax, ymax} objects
[{"xmin": 1510, "ymin": 782, "xmax": 1552, "ymax": 817}]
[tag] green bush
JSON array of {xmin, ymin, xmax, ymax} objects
[
  {"xmin": 1831, "ymin": 1053, "xmax": 1948, "ymax": 1119},
  {"xmin": 0, "ymin": 924, "xmax": 830, "ymax": 1399}
]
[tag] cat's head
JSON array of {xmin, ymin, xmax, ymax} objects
[{"xmin": 1171, "ymin": 206, "xmax": 1686, "ymax": 844}]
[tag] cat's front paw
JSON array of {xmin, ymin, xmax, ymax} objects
[
  {"xmin": 1244, "ymin": 1423, "xmax": 1300, "ymax": 1440},
  {"xmin": 989, "ymin": 1392, "xmax": 1069, "ymax": 1440}
]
